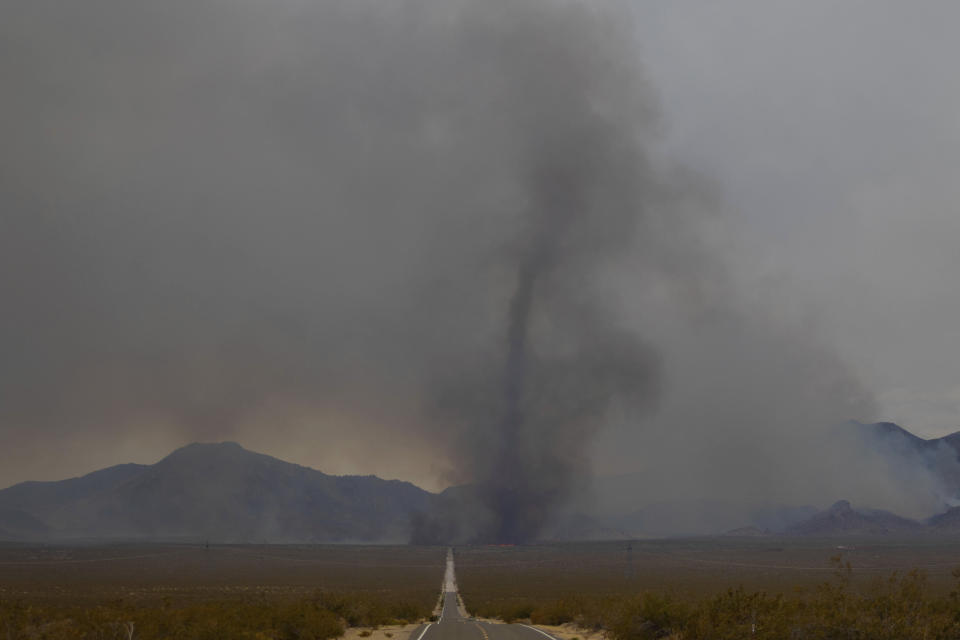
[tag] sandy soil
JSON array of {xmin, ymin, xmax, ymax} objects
[
  {"xmin": 526, "ymin": 623, "xmax": 678, "ymax": 640},
  {"xmin": 530, "ymin": 623, "xmax": 607, "ymax": 640},
  {"xmin": 340, "ymin": 623, "xmax": 420, "ymax": 640},
  {"xmin": 468, "ymin": 619, "xmax": 607, "ymax": 640}
]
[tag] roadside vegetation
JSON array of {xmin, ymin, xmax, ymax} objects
[
  {"xmin": 9, "ymin": 541, "xmax": 960, "ymax": 638},
  {"xmin": 466, "ymin": 565, "xmax": 960, "ymax": 639},
  {"xmin": 0, "ymin": 591, "xmax": 432, "ymax": 640},
  {"xmin": 457, "ymin": 541, "xmax": 960, "ymax": 640},
  {"xmin": 0, "ymin": 544, "xmax": 442, "ymax": 640}
]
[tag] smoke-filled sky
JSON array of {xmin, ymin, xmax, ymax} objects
[{"xmin": 2, "ymin": 0, "xmax": 959, "ymax": 524}]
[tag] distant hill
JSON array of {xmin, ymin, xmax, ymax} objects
[
  {"xmin": 0, "ymin": 442, "xmax": 432, "ymax": 543},
  {"xmin": 0, "ymin": 507, "xmax": 50, "ymax": 539},
  {"xmin": 607, "ymin": 501, "xmax": 819, "ymax": 538},
  {"xmin": 785, "ymin": 500, "xmax": 925, "ymax": 536},
  {"xmin": 855, "ymin": 421, "xmax": 960, "ymax": 454},
  {"xmin": 927, "ymin": 506, "xmax": 960, "ymax": 532},
  {"xmin": 723, "ymin": 526, "xmax": 769, "ymax": 537},
  {"xmin": 600, "ymin": 422, "xmax": 960, "ymax": 538},
  {"xmin": 851, "ymin": 421, "xmax": 960, "ymax": 494}
]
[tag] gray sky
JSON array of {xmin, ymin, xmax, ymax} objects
[
  {"xmin": 632, "ymin": 1, "xmax": 960, "ymax": 438},
  {"xmin": 1, "ymin": 0, "xmax": 958, "ymax": 505}
]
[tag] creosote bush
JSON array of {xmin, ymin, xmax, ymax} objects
[
  {"xmin": 0, "ymin": 544, "xmax": 444, "ymax": 639},
  {"xmin": 0, "ymin": 589, "xmax": 434, "ymax": 640},
  {"xmin": 464, "ymin": 561, "xmax": 960, "ymax": 639},
  {"xmin": 0, "ymin": 598, "xmax": 344, "ymax": 640}
]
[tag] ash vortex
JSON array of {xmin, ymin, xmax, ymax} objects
[{"xmin": 415, "ymin": 0, "xmax": 663, "ymax": 544}]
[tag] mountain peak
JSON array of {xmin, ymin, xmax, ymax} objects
[
  {"xmin": 0, "ymin": 441, "xmax": 434, "ymax": 543},
  {"xmin": 159, "ymin": 441, "xmax": 250, "ymax": 462},
  {"xmin": 828, "ymin": 500, "xmax": 853, "ymax": 514},
  {"xmin": 175, "ymin": 441, "xmax": 245, "ymax": 452},
  {"xmin": 786, "ymin": 499, "xmax": 924, "ymax": 536}
]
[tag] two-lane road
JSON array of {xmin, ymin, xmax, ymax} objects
[{"xmin": 410, "ymin": 550, "xmax": 559, "ymax": 640}]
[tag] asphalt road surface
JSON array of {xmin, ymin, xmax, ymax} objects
[{"xmin": 408, "ymin": 550, "xmax": 559, "ymax": 640}]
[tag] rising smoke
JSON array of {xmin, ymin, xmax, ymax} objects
[
  {"xmin": 419, "ymin": 3, "xmax": 663, "ymax": 542},
  {"xmin": 3, "ymin": 0, "xmax": 952, "ymax": 541}
]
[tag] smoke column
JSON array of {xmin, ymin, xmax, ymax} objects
[
  {"xmin": 493, "ymin": 165, "xmax": 579, "ymax": 543},
  {"xmin": 420, "ymin": 2, "xmax": 665, "ymax": 543}
]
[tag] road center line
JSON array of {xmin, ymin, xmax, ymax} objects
[
  {"xmin": 521, "ymin": 624, "xmax": 560, "ymax": 640},
  {"xmin": 415, "ymin": 623, "xmax": 433, "ymax": 640}
]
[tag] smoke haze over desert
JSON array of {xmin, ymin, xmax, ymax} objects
[{"xmin": 3, "ymin": 0, "xmax": 960, "ymax": 539}]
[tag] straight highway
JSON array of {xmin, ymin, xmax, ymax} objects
[{"xmin": 409, "ymin": 549, "xmax": 560, "ymax": 640}]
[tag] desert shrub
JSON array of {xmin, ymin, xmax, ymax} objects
[
  {"xmin": 530, "ymin": 599, "xmax": 579, "ymax": 625},
  {"xmin": 457, "ymin": 552, "xmax": 960, "ymax": 640},
  {"xmin": 682, "ymin": 587, "xmax": 789, "ymax": 640},
  {"xmin": 501, "ymin": 602, "xmax": 535, "ymax": 623},
  {"xmin": 0, "ymin": 596, "xmax": 345, "ymax": 640},
  {"xmin": 385, "ymin": 598, "xmax": 426, "ymax": 624},
  {"xmin": 0, "ymin": 544, "xmax": 442, "ymax": 639},
  {"xmin": 604, "ymin": 592, "xmax": 690, "ymax": 640},
  {"xmin": 312, "ymin": 591, "xmax": 428, "ymax": 627}
]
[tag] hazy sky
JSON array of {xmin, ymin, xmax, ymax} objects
[
  {"xmin": 2, "ymin": 0, "xmax": 958, "ymax": 499},
  {"xmin": 633, "ymin": 1, "xmax": 960, "ymax": 437}
]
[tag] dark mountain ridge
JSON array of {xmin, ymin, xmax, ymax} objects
[
  {"xmin": 4, "ymin": 421, "xmax": 960, "ymax": 542},
  {"xmin": 0, "ymin": 442, "xmax": 432, "ymax": 543},
  {"xmin": 851, "ymin": 421, "xmax": 960, "ymax": 457},
  {"xmin": 785, "ymin": 500, "xmax": 926, "ymax": 536}
]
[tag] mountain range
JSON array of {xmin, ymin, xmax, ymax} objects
[
  {"xmin": 2, "ymin": 421, "xmax": 960, "ymax": 542},
  {"xmin": 0, "ymin": 442, "xmax": 431, "ymax": 542},
  {"xmin": 723, "ymin": 499, "xmax": 960, "ymax": 537}
]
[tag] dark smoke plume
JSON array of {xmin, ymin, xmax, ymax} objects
[
  {"xmin": 478, "ymin": 154, "xmax": 658, "ymax": 542},
  {"xmin": 416, "ymin": 1, "xmax": 663, "ymax": 543}
]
